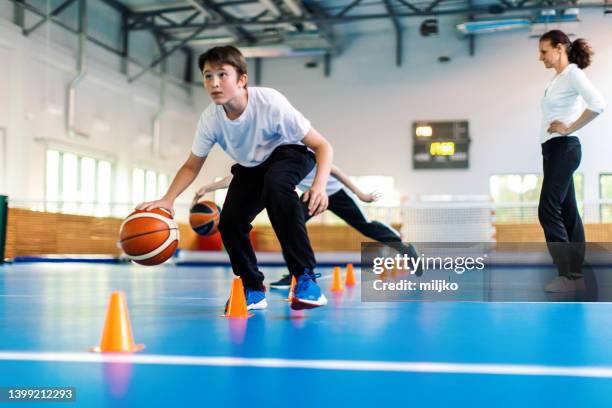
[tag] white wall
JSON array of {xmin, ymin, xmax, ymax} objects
[
  {"xmin": 1, "ymin": 6, "xmax": 610, "ymax": 217},
  {"xmin": 0, "ymin": 15, "xmax": 233, "ymax": 219},
  {"xmin": 259, "ymin": 10, "xmax": 612, "ymax": 203}
]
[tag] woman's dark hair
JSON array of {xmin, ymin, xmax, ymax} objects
[
  {"xmin": 539, "ymin": 30, "xmax": 593, "ymax": 69},
  {"xmin": 197, "ymin": 46, "xmax": 248, "ymax": 83}
]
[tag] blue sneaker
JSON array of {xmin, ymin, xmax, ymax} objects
[
  {"xmin": 245, "ymin": 287, "xmax": 268, "ymax": 310},
  {"xmin": 225, "ymin": 286, "xmax": 267, "ymax": 313},
  {"xmin": 291, "ymin": 270, "xmax": 328, "ymax": 310}
]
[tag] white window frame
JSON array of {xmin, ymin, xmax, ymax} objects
[
  {"xmin": 0, "ymin": 127, "xmax": 6, "ymax": 194},
  {"xmin": 131, "ymin": 167, "xmax": 170, "ymax": 205},
  {"xmin": 45, "ymin": 149, "xmax": 114, "ymax": 216}
]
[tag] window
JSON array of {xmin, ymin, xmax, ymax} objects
[
  {"xmin": 490, "ymin": 173, "xmax": 583, "ymax": 223},
  {"xmin": 131, "ymin": 168, "xmax": 170, "ymax": 205},
  {"xmin": 600, "ymin": 174, "xmax": 612, "ymax": 223},
  {"xmin": 349, "ymin": 176, "xmax": 399, "ymax": 207},
  {"xmin": 45, "ymin": 149, "xmax": 114, "ymax": 216},
  {"xmin": 45, "ymin": 150, "xmax": 60, "ymax": 212},
  {"xmin": 0, "ymin": 128, "xmax": 5, "ymax": 194},
  {"xmin": 212, "ymin": 177, "xmax": 228, "ymax": 209},
  {"xmin": 97, "ymin": 161, "xmax": 112, "ymax": 216}
]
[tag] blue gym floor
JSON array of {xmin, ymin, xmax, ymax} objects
[{"xmin": 2, "ymin": 262, "xmax": 612, "ymax": 407}]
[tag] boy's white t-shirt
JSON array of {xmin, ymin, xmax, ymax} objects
[
  {"xmin": 297, "ymin": 167, "xmax": 343, "ymax": 196},
  {"xmin": 191, "ymin": 87, "xmax": 311, "ymax": 167}
]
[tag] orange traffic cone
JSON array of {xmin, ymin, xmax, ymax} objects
[
  {"xmin": 286, "ymin": 275, "xmax": 297, "ymax": 302},
  {"xmin": 345, "ymin": 263, "xmax": 356, "ymax": 287},
  {"xmin": 224, "ymin": 277, "xmax": 251, "ymax": 318},
  {"xmin": 331, "ymin": 266, "xmax": 344, "ymax": 292},
  {"xmin": 91, "ymin": 291, "xmax": 144, "ymax": 353}
]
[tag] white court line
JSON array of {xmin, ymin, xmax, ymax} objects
[
  {"xmin": 0, "ymin": 295, "xmax": 218, "ymax": 300},
  {"xmin": 1, "ymin": 352, "xmax": 612, "ymax": 378},
  {"xmin": 0, "ymin": 294, "xmax": 38, "ymax": 298},
  {"xmin": 158, "ymin": 296, "xmax": 218, "ymax": 300}
]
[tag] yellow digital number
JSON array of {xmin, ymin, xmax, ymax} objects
[
  {"xmin": 430, "ymin": 142, "xmax": 455, "ymax": 156},
  {"xmin": 415, "ymin": 125, "xmax": 433, "ymax": 137}
]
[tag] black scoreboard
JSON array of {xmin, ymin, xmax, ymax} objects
[{"xmin": 412, "ymin": 121, "xmax": 470, "ymax": 169}]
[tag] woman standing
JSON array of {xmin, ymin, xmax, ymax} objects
[{"xmin": 538, "ymin": 30, "xmax": 606, "ymax": 292}]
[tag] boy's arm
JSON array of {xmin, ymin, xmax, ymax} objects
[
  {"xmin": 331, "ymin": 165, "xmax": 380, "ymax": 203},
  {"xmin": 137, "ymin": 153, "xmax": 207, "ymax": 216},
  {"xmin": 301, "ymin": 127, "xmax": 333, "ymax": 216},
  {"xmin": 193, "ymin": 175, "xmax": 233, "ymax": 205}
]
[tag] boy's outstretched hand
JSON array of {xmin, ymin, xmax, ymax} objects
[
  {"xmin": 136, "ymin": 198, "xmax": 175, "ymax": 217},
  {"xmin": 303, "ymin": 185, "xmax": 328, "ymax": 216},
  {"xmin": 357, "ymin": 191, "xmax": 381, "ymax": 203}
]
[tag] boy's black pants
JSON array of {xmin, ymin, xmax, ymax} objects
[
  {"xmin": 218, "ymin": 145, "xmax": 317, "ymax": 289},
  {"xmin": 303, "ymin": 189, "xmax": 405, "ymax": 246}
]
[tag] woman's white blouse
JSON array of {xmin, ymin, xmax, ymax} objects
[{"xmin": 540, "ymin": 63, "xmax": 606, "ymax": 143}]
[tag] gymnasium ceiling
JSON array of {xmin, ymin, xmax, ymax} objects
[
  {"xmin": 102, "ymin": 0, "xmax": 612, "ymax": 57},
  {"xmin": 11, "ymin": 0, "xmax": 611, "ymax": 82}
]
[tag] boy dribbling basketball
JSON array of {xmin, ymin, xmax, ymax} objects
[{"xmin": 138, "ymin": 46, "xmax": 333, "ymax": 310}]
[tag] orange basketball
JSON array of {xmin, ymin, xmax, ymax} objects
[
  {"xmin": 119, "ymin": 208, "xmax": 179, "ymax": 265},
  {"xmin": 189, "ymin": 201, "xmax": 221, "ymax": 236}
]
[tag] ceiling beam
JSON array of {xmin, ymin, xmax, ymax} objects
[
  {"xmin": 302, "ymin": 0, "xmax": 335, "ymax": 50},
  {"xmin": 189, "ymin": 0, "xmax": 256, "ymax": 44},
  {"xmin": 395, "ymin": 0, "xmax": 422, "ymax": 14},
  {"xmin": 334, "ymin": 0, "xmax": 363, "ymax": 18},
  {"xmin": 124, "ymin": 1, "xmax": 607, "ymax": 31},
  {"xmin": 23, "ymin": 0, "xmax": 77, "ymax": 36},
  {"xmin": 384, "ymin": 0, "xmax": 402, "ymax": 67},
  {"xmin": 129, "ymin": 25, "xmax": 209, "ymax": 83},
  {"xmin": 99, "ymin": 0, "xmax": 129, "ymax": 14},
  {"xmin": 424, "ymin": 0, "xmax": 445, "ymax": 13}
]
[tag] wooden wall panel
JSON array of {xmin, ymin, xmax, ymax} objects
[
  {"xmin": 495, "ymin": 223, "xmax": 612, "ymax": 243},
  {"xmin": 4, "ymin": 209, "xmax": 197, "ymax": 258},
  {"xmin": 4, "ymin": 208, "xmax": 612, "ymax": 258},
  {"xmin": 253, "ymin": 224, "xmax": 403, "ymax": 252},
  {"xmin": 494, "ymin": 224, "xmax": 545, "ymax": 243}
]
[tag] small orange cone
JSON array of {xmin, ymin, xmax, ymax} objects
[
  {"xmin": 286, "ymin": 275, "xmax": 297, "ymax": 301},
  {"xmin": 225, "ymin": 277, "xmax": 251, "ymax": 318},
  {"xmin": 91, "ymin": 291, "xmax": 144, "ymax": 353},
  {"xmin": 345, "ymin": 263, "xmax": 356, "ymax": 287},
  {"xmin": 331, "ymin": 266, "xmax": 344, "ymax": 292}
]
